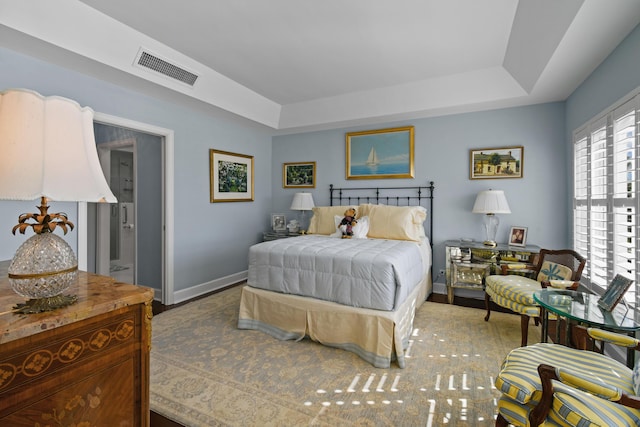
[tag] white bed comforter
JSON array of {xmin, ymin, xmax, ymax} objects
[{"xmin": 247, "ymin": 235, "xmax": 427, "ymax": 310}]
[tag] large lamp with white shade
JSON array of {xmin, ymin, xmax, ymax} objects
[
  {"xmin": 472, "ymin": 189, "xmax": 511, "ymax": 247},
  {"xmin": 290, "ymin": 192, "xmax": 315, "ymax": 233},
  {"xmin": 0, "ymin": 89, "xmax": 117, "ymax": 313}
]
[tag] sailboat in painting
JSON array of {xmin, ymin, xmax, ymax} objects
[{"xmin": 366, "ymin": 147, "xmax": 379, "ymax": 167}]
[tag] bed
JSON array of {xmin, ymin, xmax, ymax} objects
[{"xmin": 238, "ymin": 182, "xmax": 434, "ymax": 368}]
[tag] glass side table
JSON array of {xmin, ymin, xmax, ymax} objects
[{"xmin": 534, "ymin": 289, "xmax": 640, "ymax": 368}]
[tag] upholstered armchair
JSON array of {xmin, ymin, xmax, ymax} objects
[
  {"xmin": 484, "ymin": 249, "xmax": 586, "ymax": 347},
  {"xmin": 495, "ymin": 326, "xmax": 640, "ymax": 426}
]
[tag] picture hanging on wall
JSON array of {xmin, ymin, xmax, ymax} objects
[
  {"xmin": 470, "ymin": 146, "xmax": 523, "ymax": 179},
  {"xmin": 283, "ymin": 161, "xmax": 316, "ymax": 188},
  {"xmin": 209, "ymin": 149, "xmax": 254, "ymax": 202},
  {"xmin": 345, "ymin": 126, "xmax": 414, "ymax": 180}
]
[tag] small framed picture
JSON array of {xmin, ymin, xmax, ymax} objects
[
  {"xmin": 509, "ymin": 226, "xmax": 527, "ymax": 247},
  {"xmin": 271, "ymin": 214, "xmax": 286, "ymax": 231},
  {"xmin": 209, "ymin": 149, "xmax": 254, "ymax": 202},
  {"xmin": 597, "ymin": 274, "xmax": 634, "ymax": 311},
  {"xmin": 470, "ymin": 146, "xmax": 523, "ymax": 180},
  {"xmin": 283, "ymin": 161, "xmax": 316, "ymax": 188}
]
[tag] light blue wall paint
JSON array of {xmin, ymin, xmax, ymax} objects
[
  {"xmin": 564, "ymin": 23, "xmax": 640, "ymax": 245},
  {"xmin": 566, "ymin": 23, "xmax": 640, "ymax": 134},
  {"xmin": 273, "ymin": 102, "xmax": 567, "ymax": 284},
  {"xmin": 0, "ymin": 47, "xmax": 273, "ymax": 292}
]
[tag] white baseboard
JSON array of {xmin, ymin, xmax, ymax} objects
[{"xmin": 171, "ymin": 270, "xmax": 247, "ymax": 304}]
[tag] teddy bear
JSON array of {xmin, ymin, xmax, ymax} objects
[{"xmin": 339, "ymin": 208, "xmax": 358, "ymax": 238}]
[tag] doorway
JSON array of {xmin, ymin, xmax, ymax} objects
[
  {"xmin": 78, "ymin": 113, "xmax": 175, "ymax": 304},
  {"xmin": 95, "ymin": 139, "xmax": 137, "ymax": 284}
]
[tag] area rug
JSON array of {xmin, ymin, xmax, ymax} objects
[{"xmin": 150, "ymin": 285, "xmax": 535, "ymax": 426}]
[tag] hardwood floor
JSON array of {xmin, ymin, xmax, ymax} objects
[{"xmin": 149, "ymin": 286, "xmax": 498, "ymax": 426}]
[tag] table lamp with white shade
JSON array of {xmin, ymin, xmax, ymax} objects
[
  {"xmin": 290, "ymin": 192, "xmax": 315, "ymax": 233},
  {"xmin": 472, "ymin": 189, "xmax": 511, "ymax": 247},
  {"xmin": 0, "ymin": 89, "xmax": 117, "ymax": 313}
]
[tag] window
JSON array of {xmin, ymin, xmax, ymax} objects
[{"xmin": 573, "ymin": 93, "xmax": 640, "ymax": 313}]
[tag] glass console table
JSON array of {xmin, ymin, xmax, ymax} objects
[{"xmin": 534, "ymin": 289, "xmax": 640, "ymax": 367}]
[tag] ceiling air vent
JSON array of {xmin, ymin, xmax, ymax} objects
[{"xmin": 134, "ymin": 50, "xmax": 198, "ymax": 86}]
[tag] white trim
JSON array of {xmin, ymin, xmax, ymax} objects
[
  {"xmin": 172, "ymin": 271, "xmax": 248, "ymax": 305},
  {"xmin": 84, "ymin": 112, "xmax": 175, "ymax": 305}
]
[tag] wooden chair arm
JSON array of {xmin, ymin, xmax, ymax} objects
[
  {"xmin": 531, "ymin": 364, "xmax": 640, "ymax": 427},
  {"xmin": 529, "ymin": 364, "xmax": 558, "ymax": 426}
]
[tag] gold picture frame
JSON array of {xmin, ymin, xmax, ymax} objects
[
  {"xmin": 283, "ymin": 161, "xmax": 316, "ymax": 188},
  {"xmin": 345, "ymin": 126, "xmax": 414, "ymax": 180},
  {"xmin": 209, "ymin": 149, "xmax": 254, "ymax": 202},
  {"xmin": 470, "ymin": 146, "xmax": 523, "ymax": 180}
]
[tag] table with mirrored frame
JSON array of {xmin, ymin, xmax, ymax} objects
[{"xmin": 534, "ymin": 289, "xmax": 640, "ymax": 367}]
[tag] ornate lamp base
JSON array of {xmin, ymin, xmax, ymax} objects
[{"xmin": 13, "ymin": 294, "xmax": 78, "ymax": 314}]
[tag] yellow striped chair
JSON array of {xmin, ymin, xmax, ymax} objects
[
  {"xmin": 484, "ymin": 249, "xmax": 586, "ymax": 347},
  {"xmin": 495, "ymin": 327, "xmax": 640, "ymax": 426}
]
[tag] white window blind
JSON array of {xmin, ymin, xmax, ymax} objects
[{"xmin": 573, "ymin": 92, "xmax": 640, "ymax": 313}]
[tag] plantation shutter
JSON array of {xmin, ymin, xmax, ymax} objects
[
  {"xmin": 612, "ymin": 99, "xmax": 637, "ymax": 307},
  {"xmin": 589, "ymin": 118, "xmax": 610, "ymax": 289},
  {"xmin": 574, "ymin": 91, "xmax": 640, "ymax": 312},
  {"xmin": 574, "ymin": 132, "xmax": 589, "ymax": 277}
]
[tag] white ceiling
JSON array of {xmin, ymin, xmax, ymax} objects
[{"xmin": 1, "ymin": 0, "xmax": 640, "ymax": 133}]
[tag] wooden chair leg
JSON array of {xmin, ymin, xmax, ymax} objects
[
  {"xmin": 484, "ymin": 292, "xmax": 492, "ymax": 321},
  {"xmin": 520, "ymin": 314, "xmax": 530, "ymax": 347},
  {"xmin": 495, "ymin": 412, "xmax": 509, "ymax": 427}
]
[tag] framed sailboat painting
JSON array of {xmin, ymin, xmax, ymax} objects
[{"xmin": 345, "ymin": 126, "xmax": 415, "ymax": 180}]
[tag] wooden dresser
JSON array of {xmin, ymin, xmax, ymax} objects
[{"xmin": 0, "ymin": 265, "xmax": 154, "ymax": 426}]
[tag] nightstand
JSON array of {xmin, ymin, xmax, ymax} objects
[
  {"xmin": 445, "ymin": 240, "xmax": 540, "ymax": 304},
  {"xmin": 263, "ymin": 231, "xmax": 302, "ymax": 241}
]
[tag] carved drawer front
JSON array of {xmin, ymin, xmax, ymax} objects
[{"xmin": 0, "ymin": 313, "xmax": 137, "ymax": 394}]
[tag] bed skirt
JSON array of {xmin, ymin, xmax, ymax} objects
[{"xmin": 237, "ymin": 274, "xmax": 431, "ymax": 368}]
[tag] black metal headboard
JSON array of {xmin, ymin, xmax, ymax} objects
[{"xmin": 329, "ymin": 181, "xmax": 435, "ymax": 244}]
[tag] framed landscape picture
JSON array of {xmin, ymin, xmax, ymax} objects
[
  {"xmin": 346, "ymin": 126, "xmax": 414, "ymax": 180},
  {"xmin": 470, "ymin": 146, "xmax": 523, "ymax": 180},
  {"xmin": 209, "ymin": 149, "xmax": 254, "ymax": 202},
  {"xmin": 283, "ymin": 161, "xmax": 316, "ymax": 188}
]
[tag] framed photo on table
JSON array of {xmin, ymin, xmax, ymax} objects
[
  {"xmin": 210, "ymin": 149, "xmax": 254, "ymax": 202},
  {"xmin": 509, "ymin": 226, "xmax": 527, "ymax": 247},
  {"xmin": 597, "ymin": 274, "xmax": 634, "ymax": 311},
  {"xmin": 271, "ymin": 214, "xmax": 286, "ymax": 231}
]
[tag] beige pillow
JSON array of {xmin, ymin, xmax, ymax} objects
[
  {"xmin": 307, "ymin": 205, "xmax": 356, "ymax": 235},
  {"xmin": 366, "ymin": 205, "xmax": 427, "ymax": 241}
]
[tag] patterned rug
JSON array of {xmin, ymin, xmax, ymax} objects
[{"xmin": 150, "ymin": 285, "xmax": 534, "ymax": 426}]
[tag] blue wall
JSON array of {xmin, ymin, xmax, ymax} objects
[
  {"xmin": 2, "ymin": 21, "xmax": 639, "ymax": 299},
  {"xmin": 272, "ymin": 102, "xmax": 568, "ymax": 283},
  {"xmin": 0, "ymin": 47, "xmax": 273, "ymax": 295}
]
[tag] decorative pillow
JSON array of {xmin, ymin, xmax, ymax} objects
[
  {"xmin": 537, "ymin": 261, "xmax": 574, "ymax": 282},
  {"xmin": 331, "ymin": 215, "xmax": 369, "ymax": 238},
  {"xmin": 307, "ymin": 206, "xmax": 354, "ymax": 235},
  {"xmin": 366, "ymin": 205, "xmax": 427, "ymax": 242}
]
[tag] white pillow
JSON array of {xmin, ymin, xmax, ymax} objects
[{"xmin": 332, "ymin": 215, "xmax": 369, "ymax": 239}]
